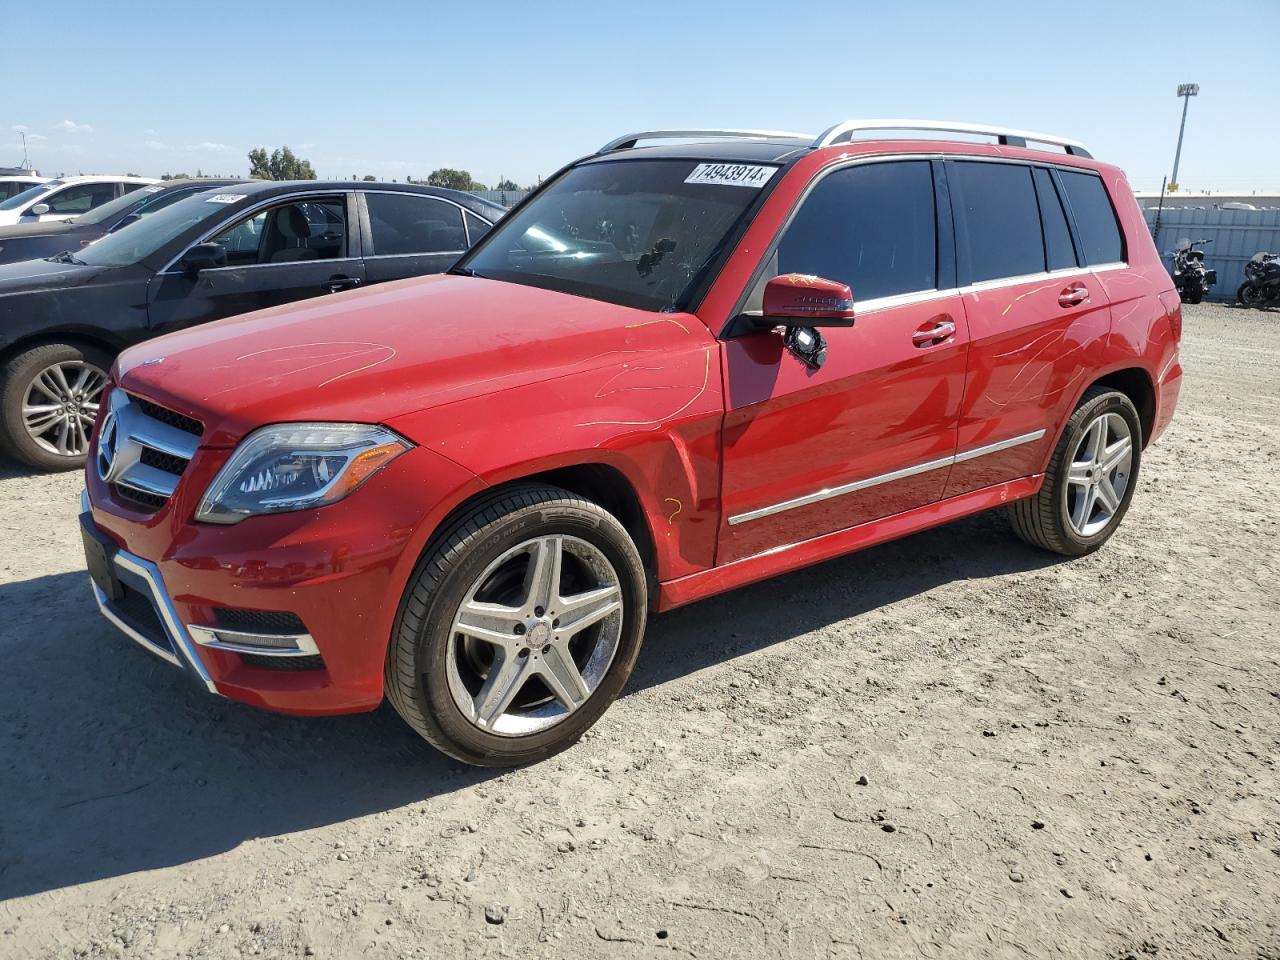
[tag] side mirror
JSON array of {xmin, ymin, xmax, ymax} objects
[
  {"xmin": 180, "ymin": 242, "xmax": 227, "ymax": 275},
  {"xmin": 762, "ymin": 274, "xmax": 856, "ymax": 327},
  {"xmin": 109, "ymin": 213, "xmax": 141, "ymax": 233},
  {"xmin": 29, "ymin": 203, "xmax": 50, "ymax": 216}
]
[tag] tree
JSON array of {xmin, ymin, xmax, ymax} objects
[
  {"xmin": 495, "ymin": 177, "xmax": 520, "ymax": 191},
  {"xmin": 426, "ymin": 167, "xmax": 475, "ymax": 190},
  {"xmin": 362, "ymin": 174, "xmax": 377, "ymax": 181},
  {"xmin": 248, "ymin": 145, "xmax": 317, "ymax": 181}
]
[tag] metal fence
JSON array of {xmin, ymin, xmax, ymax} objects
[
  {"xmin": 1143, "ymin": 206, "xmax": 1280, "ymax": 302},
  {"xmin": 468, "ymin": 189, "xmax": 531, "ymax": 208}
]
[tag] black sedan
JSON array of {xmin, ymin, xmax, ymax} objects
[
  {"xmin": 0, "ymin": 179, "xmax": 240, "ymax": 266},
  {"xmin": 0, "ymin": 180, "xmax": 506, "ymax": 470}
]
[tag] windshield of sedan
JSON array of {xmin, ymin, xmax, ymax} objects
[
  {"xmin": 458, "ymin": 159, "xmax": 776, "ymax": 311},
  {"xmin": 0, "ymin": 180, "xmax": 60, "ymax": 211},
  {"xmin": 72, "ymin": 192, "xmax": 229, "ymax": 267}
]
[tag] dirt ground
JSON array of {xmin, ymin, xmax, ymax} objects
[{"xmin": 0, "ymin": 301, "xmax": 1277, "ymax": 960}]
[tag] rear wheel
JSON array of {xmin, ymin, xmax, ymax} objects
[
  {"xmin": 0, "ymin": 342, "xmax": 112, "ymax": 471},
  {"xmin": 1008, "ymin": 386, "xmax": 1142, "ymax": 556},
  {"xmin": 385, "ymin": 484, "xmax": 648, "ymax": 766}
]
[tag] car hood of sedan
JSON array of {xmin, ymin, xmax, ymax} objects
[
  {"xmin": 0, "ymin": 256, "xmax": 108, "ymax": 296},
  {"xmin": 116, "ymin": 273, "xmax": 710, "ymax": 448}
]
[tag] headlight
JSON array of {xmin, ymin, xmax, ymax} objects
[{"xmin": 195, "ymin": 423, "xmax": 411, "ymax": 524}]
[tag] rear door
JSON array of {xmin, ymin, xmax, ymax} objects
[
  {"xmin": 359, "ymin": 192, "xmax": 474, "ymax": 283},
  {"xmin": 718, "ymin": 159, "xmax": 969, "ymax": 563},
  {"xmin": 146, "ymin": 193, "xmax": 365, "ymax": 337},
  {"xmin": 943, "ymin": 160, "xmax": 1111, "ymax": 496}
]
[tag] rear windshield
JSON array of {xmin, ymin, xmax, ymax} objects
[{"xmin": 457, "ymin": 159, "xmax": 774, "ymax": 311}]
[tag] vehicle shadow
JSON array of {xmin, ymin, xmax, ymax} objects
[{"xmin": 0, "ymin": 510, "xmax": 1064, "ymax": 901}]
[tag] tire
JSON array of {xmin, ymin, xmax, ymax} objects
[
  {"xmin": 0, "ymin": 342, "xmax": 113, "ymax": 471},
  {"xmin": 385, "ymin": 484, "xmax": 648, "ymax": 767},
  {"xmin": 1007, "ymin": 386, "xmax": 1142, "ymax": 557},
  {"xmin": 1186, "ymin": 290, "xmax": 1203, "ymax": 305},
  {"xmin": 1237, "ymin": 282, "xmax": 1261, "ymax": 307}
]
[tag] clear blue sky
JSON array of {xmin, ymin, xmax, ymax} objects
[{"xmin": 5, "ymin": 0, "xmax": 1277, "ymax": 192}]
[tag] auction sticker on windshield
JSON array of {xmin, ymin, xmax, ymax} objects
[{"xmin": 684, "ymin": 163, "xmax": 777, "ymax": 188}]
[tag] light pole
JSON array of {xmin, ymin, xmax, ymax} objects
[{"xmin": 1169, "ymin": 83, "xmax": 1199, "ymax": 192}]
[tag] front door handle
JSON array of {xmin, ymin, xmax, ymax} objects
[
  {"xmin": 912, "ymin": 317, "xmax": 957, "ymax": 347},
  {"xmin": 325, "ymin": 275, "xmax": 362, "ymax": 293},
  {"xmin": 1058, "ymin": 284, "xmax": 1089, "ymax": 307}
]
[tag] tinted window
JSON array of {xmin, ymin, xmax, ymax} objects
[
  {"xmin": 44, "ymin": 182, "xmax": 118, "ymax": 215},
  {"xmin": 464, "ymin": 210, "xmax": 492, "ymax": 245},
  {"xmin": 1033, "ymin": 168, "xmax": 1077, "ymax": 271},
  {"xmin": 211, "ymin": 198, "xmax": 347, "ymax": 266},
  {"xmin": 367, "ymin": 194, "xmax": 466, "ymax": 255},
  {"xmin": 0, "ymin": 180, "xmax": 60, "ymax": 211},
  {"xmin": 121, "ymin": 182, "xmax": 150, "ymax": 194},
  {"xmin": 952, "ymin": 162, "xmax": 1044, "ymax": 282},
  {"xmin": 776, "ymin": 161, "xmax": 937, "ymax": 300},
  {"xmin": 1059, "ymin": 170, "xmax": 1124, "ymax": 265},
  {"xmin": 461, "ymin": 159, "xmax": 768, "ymax": 312}
]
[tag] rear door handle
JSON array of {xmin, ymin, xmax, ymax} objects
[
  {"xmin": 912, "ymin": 317, "xmax": 957, "ymax": 347},
  {"xmin": 325, "ymin": 275, "xmax": 362, "ymax": 293},
  {"xmin": 1058, "ymin": 284, "xmax": 1089, "ymax": 307}
]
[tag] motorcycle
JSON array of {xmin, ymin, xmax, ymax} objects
[
  {"xmin": 1237, "ymin": 251, "xmax": 1280, "ymax": 308},
  {"xmin": 1168, "ymin": 237, "xmax": 1216, "ymax": 304}
]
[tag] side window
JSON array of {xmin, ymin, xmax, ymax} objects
[
  {"xmin": 43, "ymin": 182, "xmax": 118, "ymax": 215},
  {"xmin": 464, "ymin": 210, "xmax": 492, "ymax": 245},
  {"xmin": 1059, "ymin": 170, "xmax": 1125, "ymax": 265},
  {"xmin": 1032, "ymin": 168, "xmax": 1078, "ymax": 271},
  {"xmin": 367, "ymin": 194, "xmax": 467, "ymax": 256},
  {"xmin": 209, "ymin": 198, "xmax": 347, "ymax": 266},
  {"xmin": 120, "ymin": 182, "xmax": 151, "ymax": 195},
  {"xmin": 775, "ymin": 160, "xmax": 937, "ymax": 301},
  {"xmin": 951, "ymin": 162, "xmax": 1044, "ymax": 283}
]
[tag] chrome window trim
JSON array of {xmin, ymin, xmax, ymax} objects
[
  {"xmin": 182, "ymin": 255, "xmax": 363, "ymax": 277},
  {"xmin": 363, "ymin": 251, "xmax": 464, "ymax": 261},
  {"xmin": 726, "ymin": 429, "xmax": 1046, "ymax": 526},
  {"xmin": 188, "ymin": 624, "xmax": 320, "ymax": 658}
]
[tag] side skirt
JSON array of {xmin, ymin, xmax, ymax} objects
[{"xmin": 656, "ymin": 475, "xmax": 1043, "ymax": 612}]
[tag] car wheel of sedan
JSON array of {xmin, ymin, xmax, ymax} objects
[
  {"xmin": 0, "ymin": 342, "xmax": 112, "ymax": 471},
  {"xmin": 1008, "ymin": 386, "xmax": 1142, "ymax": 556},
  {"xmin": 386, "ymin": 484, "xmax": 648, "ymax": 767}
]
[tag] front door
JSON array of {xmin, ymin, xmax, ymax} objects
[
  {"xmin": 146, "ymin": 194, "xmax": 365, "ymax": 337},
  {"xmin": 718, "ymin": 160, "xmax": 969, "ymax": 564}
]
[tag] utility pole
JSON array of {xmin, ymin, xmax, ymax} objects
[{"xmin": 1170, "ymin": 83, "xmax": 1199, "ymax": 192}]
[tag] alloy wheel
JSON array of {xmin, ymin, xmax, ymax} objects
[
  {"xmin": 446, "ymin": 535, "xmax": 624, "ymax": 737},
  {"xmin": 1065, "ymin": 412, "xmax": 1133, "ymax": 537},
  {"xmin": 22, "ymin": 360, "xmax": 108, "ymax": 457}
]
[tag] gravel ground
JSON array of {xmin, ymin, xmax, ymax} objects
[{"xmin": 1, "ymin": 301, "xmax": 1277, "ymax": 959}]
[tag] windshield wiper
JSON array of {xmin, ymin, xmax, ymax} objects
[
  {"xmin": 48, "ymin": 250, "xmax": 87, "ymax": 265},
  {"xmin": 448, "ymin": 265, "xmax": 486, "ymax": 278}
]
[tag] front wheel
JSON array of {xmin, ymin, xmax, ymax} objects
[
  {"xmin": 1237, "ymin": 282, "xmax": 1263, "ymax": 307},
  {"xmin": 1008, "ymin": 386, "xmax": 1142, "ymax": 556},
  {"xmin": 0, "ymin": 342, "xmax": 113, "ymax": 471},
  {"xmin": 385, "ymin": 484, "xmax": 648, "ymax": 766}
]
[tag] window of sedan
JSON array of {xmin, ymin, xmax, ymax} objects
[
  {"xmin": 209, "ymin": 198, "xmax": 348, "ymax": 266},
  {"xmin": 43, "ymin": 182, "xmax": 119, "ymax": 215},
  {"xmin": 367, "ymin": 193, "xmax": 468, "ymax": 256}
]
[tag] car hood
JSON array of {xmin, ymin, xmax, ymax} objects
[
  {"xmin": 117, "ymin": 273, "xmax": 710, "ymax": 448},
  {"xmin": 0, "ymin": 256, "xmax": 112, "ymax": 296},
  {"xmin": 0, "ymin": 220, "xmax": 79, "ymax": 241}
]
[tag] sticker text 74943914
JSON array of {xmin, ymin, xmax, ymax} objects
[{"xmin": 684, "ymin": 163, "xmax": 778, "ymax": 188}]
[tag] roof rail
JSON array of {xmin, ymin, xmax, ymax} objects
[
  {"xmin": 598, "ymin": 129, "xmax": 815, "ymax": 154},
  {"xmin": 813, "ymin": 119, "xmax": 1093, "ymax": 158}
]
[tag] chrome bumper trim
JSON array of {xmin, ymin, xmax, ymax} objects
[{"xmin": 188, "ymin": 624, "xmax": 320, "ymax": 657}]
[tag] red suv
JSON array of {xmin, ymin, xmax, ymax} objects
[{"xmin": 81, "ymin": 121, "xmax": 1182, "ymax": 766}]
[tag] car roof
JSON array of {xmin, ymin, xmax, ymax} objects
[
  {"xmin": 39, "ymin": 175, "xmax": 159, "ymax": 184},
  {"xmin": 584, "ymin": 139, "xmax": 812, "ymax": 165},
  {"xmin": 202, "ymin": 179, "xmax": 502, "ymax": 213}
]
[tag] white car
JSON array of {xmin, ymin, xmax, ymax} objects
[
  {"xmin": 0, "ymin": 175, "xmax": 49, "ymax": 201},
  {"xmin": 0, "ymin": 175, "xmax": 158, "ymax": 226}
]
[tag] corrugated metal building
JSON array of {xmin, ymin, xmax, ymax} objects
[{"xmin": 1143, "ymin": 207, "xmax": 1280, "ymax": 301}]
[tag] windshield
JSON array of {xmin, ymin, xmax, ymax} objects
[
  {"xmin": 458, "ymin": 159, "xmax": 775, "ymax": 311},
  {"xmin": 76, "ymin": 185, "xmax": 164, "ymax": 225},
  {"xmin": 0, "ymin": 180, "xmax": 59, "ymax": 211},
  {"xmin": 73, "ymin": 192, "xmax": 223, "ymax": 267}
]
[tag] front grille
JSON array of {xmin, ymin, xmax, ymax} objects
[
  {"xmin": 214, "ymin": 608, "xmax": 308, "ymax": 634},
  {"xmin": 102, "ymin": 391, "xmax": 204, "ymax": 513},
  {"xmin": 240, "ymin": 652, "xmax": 326, "ymax": 671},
  {"xmin": 114, "ymin": 582, "xmax": 170, "ymax": 651},
  {"xmin": 131, "ymin": 395, "xmax": 203, "ymax": 436}
]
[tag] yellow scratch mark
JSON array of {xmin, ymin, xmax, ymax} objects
[
  {"xmin": 1000, "ymin": 284, "xmax": 1058, "ymax": 317},
  {"xmin": 625, "ymin": 317, "xmax": 690, "ymax": 335},
  {"xmin": 576, "ymin": 348, "xmax": 712, "ymax": 427},
  {"xmin": 664, "ymin": 498, "xmax": 683, "ymax": 524}
]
